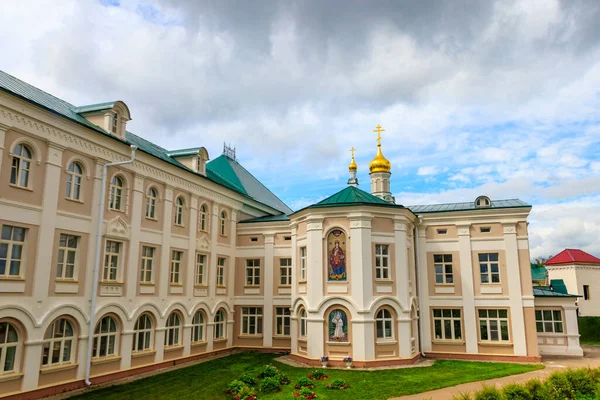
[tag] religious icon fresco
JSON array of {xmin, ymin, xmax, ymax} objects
[
  {"xmin": 327, "ymin": 229, "xmax": 347, "ymax": 281},
  {"xmin": 328, "ymin": 309, "xmax": 349, "ymax": 342}
]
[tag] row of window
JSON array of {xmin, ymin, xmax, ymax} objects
[
  {"xmin": 9, "ymin": 144, "xmax": 228, "ymax": 235},
  {"xmin": 434, "ymin": 253, "xmax": 501, "ymax": 286},
  {"xmin": 296, "ymin": 308, "xmax": 396, "ymax": 341}
]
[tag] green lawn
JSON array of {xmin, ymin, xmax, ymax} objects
[
  {"xmin": 70, "ymin": 352, "xmax": 543, "ymax": 400},
  {"xmin": 581, "ymin": 340, "xmax": 600, "ymax": 346}
]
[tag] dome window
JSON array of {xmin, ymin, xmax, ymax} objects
[{"xmin": 475, "ymin": 196, "xmax": 491, "ymax": 208}]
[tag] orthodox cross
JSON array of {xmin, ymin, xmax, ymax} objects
[
  {"xmin": 350, "ymin": 147, "xmax": 356, "ymax": 159},
  {"xmin": 373, "ymin": 124, "xmax": 385, "ymax": 145}
]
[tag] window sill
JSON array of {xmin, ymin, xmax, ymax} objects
[
  {"xmin": 132, "ymin": 350, "xmax": 155, "ymax": 358},
  {"xmin": 0, "ymin": 277, "xmax": 25, "ymax": 282},
  {"xmin": 278, "ymin": 285, "xmax": 292, "ymax": 288},
  {"xmin": 376, "ymin": 339, "xmax": 397, "ymax": 345},
  {"xmin": 9, "ymin": 184, "xmax": 33, "ymax": 192},
  {"xmin": 100, "ymin": 281, "xmax": 123, "ymax": 285},
  {"xmin": 216, "ymin": 285, "xmax": 227, "ymax": 288},
  {"xmin": 191, "ymin": 341, "xmax": 207, "ymax": 348},
  {"xmin": 434, "ymin": 283, "xmax": 455, "ymax": 287},
  {"xmin": 40, "ymin": 363, "xmax": 78, "ymax": 374},
  {"xmin": 91, "ymin": 356, "xmax": 121, "ymax": 365},
  {"xmin": 140, "ymin": 282, "xmax": 155, "ymax": 286},
  {"xmin": 170, "ymin": 283, "xmax": 183, "ymax": 287},
  {"xmin": 326, "ymin": 341, "xmax": 351, "ymax": 346},
  {"xmin": 174, "ymin": 224, "xmax": 185, "ymax": 228},
  {"xmin": 244, "ymin": 285, "xmax": 261, "ymax": 288},
  {"xmin": 478, "ymin": 341, "xmax": 513, "ymax": 347},
  {"xmin": 0, "ymin": 372, "xmax": 23, "ymax": 383},
  {"xmin": 298, "ymin": 280, "xmax": 307, "ymax": 284},
  {"xmin": 274, "ymin": 335, "xmax": 291, "ymax": 339},
  {"xmin": 432, "ymin": 339, "xmax": 465, "ymax": 345},
  {"xmin": 194, "ymin": 284, "xmax": 208, "ymax": 288},
  {"xmin": 298, "ymin": 337, "xmax": 307, "ymax": 343},
  {"xmin": 213, "ymin": 338, "xmax": 227, "ymax": 343},
  {"xmin": 164, "ymin": 345, "xmax": 183, "ymax": 352},
  {"xmin": 108, "ymin": 208, "xmax": 125, "ymax": 213},
  {"xmin": 55, "ymin": 278, "xmax": 78, "ymax": 283},
  {"xmin": 239, "ymin": 334, "xmax": 263, "ymax": 339},
  {"xmin": 144, "ymin": 217, "xmax": 158, "ymax": 222}
]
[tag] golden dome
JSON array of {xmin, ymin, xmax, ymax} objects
[
  {"xmin": 349, "ymin": 147, "xmax": 358, "ymax": 171},
  {"xmin": 369, "ymin": 125, "xmax": 391, "ymax": 173}
]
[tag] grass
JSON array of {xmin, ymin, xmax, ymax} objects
[
  {"xmin": 581, "ymin": 340, "xmax": 600, "ymax": 346},
  {"xmin": 70, "ymin": 352, "xmax": 543, "ymax": 400}
]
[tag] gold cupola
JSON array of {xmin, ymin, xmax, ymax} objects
[
  {"xmin": 369, "ymin": 125, "xmax": 391, "ymax": 173},
  {"xmin": 349, "ymin": 147, "xmax": 358, "ymax": 171},
  {"xmin": 347, "ymin": 147, "xmax": 359, "ymax": 187}
]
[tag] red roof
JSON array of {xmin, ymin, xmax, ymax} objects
[{"xmin": 546, "ymin": 249, "xmax": 600, "ymax": 265}]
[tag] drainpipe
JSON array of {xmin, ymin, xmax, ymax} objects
[
  {"xmin": 85, "ymin": 145, "xmax": 137, "ymax": 386},
  {"xmin": 415, "ymin": 216, "xmax": 426, "ymax": 357}
]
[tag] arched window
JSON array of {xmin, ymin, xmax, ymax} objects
[
  {"xmin": 42, "ymin": 318, "xmax": 75, "ymax": 367},
  {"xmin": 10, "ymin": 144, "xmax": 32, "ymax": 188},
  {"xmin": 376, "ymin": 309, "xmax": 394, "ymax": 340},
  {"xmin": 165, "ymin": 312, "xmax": 182, "ymax": 347},
  {"xmin": 214, "ymin": 309, "xmax": 226, "ymax": 339},
  {"xmin": 109, "ymin": 176, "xmax": 123, "ymax": 211},
  {"xmin": 475, "ymin": 195, "xmax": 491, "ymax": 208},
  {"xmin": 132, "ymin": 314, "xmax": 153, "ymax": 353},
  {"xmin": 65, "ymin": 162, "xmax": 83, "ymax": 200},
  {"xmin": 0, "ymin": 322, "xmax": 19, "ymax": 374},
  {"xmin": 199, "ymin": 204, "xmax": 208, "ymax": 232},
  {"xmin": 174, "ymin": 197, "xmax": 184, "ymax": 226},
  {"xmin": 146, "ymin": 188, "xmax": 157, "ymax": 219},
  {"xmin": 219, "ymin": 211, "xmax": 226, "ymax": 236},
  {"xmin": 191, "ymin": 310, "xmax": 206, "ymax": 343},
  {"xmin": 93, "ymin": 316, "xmax": 119, "ymax": 359},
  {"xmin": 112, "ymin": 112, "xmax": 118, "ymax": 134},
  {"xmin": 299, "ymin": 308, "xmax": 307, "ymax": 338}
]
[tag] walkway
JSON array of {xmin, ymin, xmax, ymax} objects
[{"xmin": 392, "ymin": 346, "xmax": 600, "ymax": 400}]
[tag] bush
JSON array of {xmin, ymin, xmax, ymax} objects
[
  {"xmin": 259, "ymin": 376, "xmax": 281, "ymax": 393},
  {"xmin": 238, "ymin": 373, "xmax": 256, "ymax": 386},
  {"xmin": 524, "ymin": 379, "xmax": 552, "ymax": 400},
  {"xmin": 327, "ymin": 379, "xmax": 349, "ymax": 390},
  {"xmin": 226, "ymin": 380, "xmax": 246, "ymax": 395},
  {"xmin": 308, "ymin": 369, "xmax": 327, "ymax": 380},
  {"xmin": 276, "ymin": 372, "xmax": 290, "ymax": 385},
  {"xmin": 578, "ymin": 317, "xmax": 600, "ymax": 343},
  {"xmin": 452, "ymin": 392, "xmax": 473, "ymax": 400},
  {"xmin": 546, "ymin": 370, "xmax": 575, "ymax": 399},
  {"xmin": 564, "ymin": 368, "xmax": 597, "ymax": 397},
  {"xmin": 258, "ymin": 363, "xmax": 279, "ymax": 378},
  {"xmin": 233, "ymin": 385, "xmax": 257, "ymax": 400},
  {"xmin": 474, "ymin": 384, "xmax": 502, "ymax": 400},
  {"xmin": 502, "ymin": 383, "xmax": 532, "ymax": 400},
  {"xmin": 295, "ymin": 377, "xmax": 315, "ymax": 390},
  {"xmin": 293, "ymin": 387, "xmax": 317, "ymax": 399}
]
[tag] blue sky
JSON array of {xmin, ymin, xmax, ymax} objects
[{"xmin": 2, "ymin": 0, "xmax": 600, "ymax": 258}]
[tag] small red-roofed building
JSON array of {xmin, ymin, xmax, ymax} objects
[{"xmin": 546, "ymin": 249, "xmax": 600, "ymax": 317}]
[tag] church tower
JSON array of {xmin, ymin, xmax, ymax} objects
[
  {"xmin": 347, "ymin": 147, "xmax": 359, "ymax": 187},
  {"xmin": 369, "ymin": 125, "xmax": 395, "ymax": 203}
]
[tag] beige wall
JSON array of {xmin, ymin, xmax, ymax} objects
[
  {"xmin": 426, "ymin": 225, "xmax": 458, "ymax": 240},
  {"xmin": 48, "ymin": 229, "xmax": 90, "ymax": 296},
  {"xmin": 56, "ymin": 149, "xmax": 95, "ymax": 217},
  {"xmin": 471, "ymin": 250, "xmax": 509, "ymax": 296},
  {"xmin": 427, "ymin": 251, "xmax": 463, "ymax": 297}
]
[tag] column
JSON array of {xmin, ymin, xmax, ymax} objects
[
  {"xmin": 186, "ymin": 197, "xmax": 199, "ymax": 298},
  {"xmin": 290, "ymin": 224, "xmax": 298, "ymax": 354},
  {"xmin": 155, "ymin": 328, "xmax": 166, "ymax": 362},
  {"xmin": 76, "ymin": 336, "xmax": 88, "ymax": 379},
  {"xmin": 263, "ymin": 234, "xmax": 275, "ymax": 348},
  {"xmin": 417, "ymin": 226, "xmax": 432, "ymax": 351},
  {"xmin": 398, "ymin": 318, "xmax": 412, "ymax": 358},
  {"xmin": 206, "ymin": 323, "xmax": 214, "ymax": 352},
  {"xmin": 225, "ymin": 210, "xmax": 237, "ymax": 299},
  {"xmin": 84, "ymin": 161, "xmax": 105, "ymax": 301},
  {"xmin": 352, "ymin": 319, "xmax": 374, "ymax": 360},
  {"xmin": 305, "ymin": 218, "xmax": 323, "ymax": 309},
  {"xmin": 21, "ymin": 341, "xmax": 43, "ymax": 391},
  {"xmin": 394, "ymin": 219, "xmax": 410, "ymax": 307},
  {"xmin": 33, "ymin": 143, "xmax": 64, "ymax": 301},
  {"xmin": 226, "ymin": 316, "xmax": 234, "ymax": 348},
  {"xmin": 0, "ymin": 123, "xmax": 7, "ymax": 177},
  {"xmin": 564, "ymin": 304, "xmax": 584, "ymax": 356},
  {"xmin": 503, "ymin": 223, "xmax": 527, "ymax": 356},
  {"xmin": 349, "ymin": 216, "xmax": 372, "ymax": 310},
  {"xmin": 183, "ymin": 325, "xmax": 192, "ymax": 357},
  {"xmin": 458, "ymin": 224, "xmax": 478, "ymax": 354},
  {"xmin": 158, "ymin": 186, "xmax": 174, "ymax": 299},
  {"xmin": 290, "ymin": 316, "xmax": 298, "ymax": 354},
  {"xmin": 120, "ymin": 331, "xmax": 133, "ymax": 370},
  {"xmin": 208, "ymin": 204, "xmax": 219, "ymax": 298},
  {"xmin": 306, "ymin": 316, "xmax": 324, "ymax": 359},
  {"xmin": 125, "ymin": 175, "xmax": 144, "ymax": 300}
]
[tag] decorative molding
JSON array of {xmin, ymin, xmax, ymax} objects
[
  {"xmin": 457, "ymin": 224, "xmax": 471, "ymax": 236},
  {"xmin": 264, "ymin": 234, "xmax": 275, "ymax": 244},
  {"xmin": 350, "ymin": 219, "xmax": 372, "ymax": 229},
  {"xmin": 503, "ymin": 223, "xmax": 517, "ymax": 234},
  {"xmin": 104, "ymin": 216, "xmax": 131, "ymax": 240},
  {"xmin": 197, "ymin": 236, "xmax": 211, "ymax": 251},
  {"xmin": 394, "ymin": 221, "xmax": 407, "ymax": 231}
]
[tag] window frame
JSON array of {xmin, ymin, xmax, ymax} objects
[
  {"xmin": 164, "ymin": 312, "xmax": 182, "ymax": 348},
  {"xmin": 10, "ymin": 143, "xmax": 33, "ymax": 189},
  {"xmin": 241, "ymin": 307, "xmax": 263, "ymax": 336},
  {"xmin": 432, "ymin": 308, "xmax": 463, "ymax": 342},
  {"xmin": 132, "ymin": 314, "xmax": 154, "ymax": 353},
  {"xmin": 375, "ymin": 244, "xmax": 390, "ymax": 281},
  {"xmin": 299, "ymin": 247, "xmax": 307, "ymax": 282},
  {"xmin": 108, "ymin": 175, "xmax": 124, "ymax": 212},
  {"xmin": 245, "ymin": 259, "xmax": 261, "ymax": 286},
  {"xmin": 0, "ymin": 321, "xmax": 20, "ymax": 375},
  {"xmin": 65, "ymin": 162, "xmax": 83, "ymax": 201},
  {"xmin": 170, "ymin": 250, "xmax": 183, "ymax": 285},
  {"xmin": 535, "ymin": 309, "xmax": 564, "ymax": 334},
  {"xmin": 214, "ymin": 310, "xmax": 226, "ymax": 339},
  {"xmin": 583, "ymin": 285, "xmax": 591, "ymax": 300},
  {"xmin": 191, "ymin": 310, "xmax": 206, "ymax": 343},
  {"xmin": 195, "ymin": 253, "xmax": 207, "ymax": 286},
  {"xmin": 434, "ymin": 254, "xmax": 454, "ymax": 285},
  {"xmin": 92, "ymin": 316, "xmax": 119, "ymax": 359},
  {"xmin": 376, "ymin": 308, "xmax": 394, "ymax": 341},
  {"xmin": 299, "ymin": 308, "xmax": 307, "ymax": 338},
  {"xmin": 56, "ymin": 233, "xmax": 79, "ymax": 281},
  {"xmin": 102, "ymin": 240, "xmax": 122, "ymax": 282},
  {"xmin": 0, "ymin": 225, "xmax": 27, "ymax": 279},
  {"xmin": 140, "ymin": 246, "xmax": 155, "ymax": 284},
  {"xmin": 219, "ymin": 211, "xmax": 227, "ymax": 236},
  {"xmin": 145, "ymin": 187, "xmax": 157, "ymax": 220},
  {"xmin": 279, "ymin": 258, "xmax": 292, "ymax": 286},
  {"xmin": 199, "ymin": 204, "xmax": 208, "ymax": 232},
  {"xmin": 478, "ymin": 253, "xmax": 500, "ymax": 284},
  {"xmin": 174, "ymin": 197, "xmax": 185, "ymax": 226},
  {"xmin": 275, "ymin": 307, "xmax": 291, "ymax": 337},
  {"xmin": 478, "ymin": 309, "xmax": 510, "ymax": 343},
  {"xmin": 216, "ymin": 257, "xmax": 226, "ymax": 287}
]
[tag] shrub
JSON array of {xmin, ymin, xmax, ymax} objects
[
  {"xmin": 308, "ymin": 369, "xmax": 327, "ymax": 380},
  {"xmin": 578, "ymin": 317, "xmax": 600, "ymax": 343},
  {"xmin": 293, "ymin": 387, "xmax": 317, "ymax": 399},
  {"xmin": 238, "ymin": 373, "xmax": 256, "ymax": 386},
  {"xmin": 502, "ymin": 383, "xmax": 532, "ymax": 400},
  {"xmin": 320, "ymin": 356, "xmax": 329, "ymax": 363},
  {"xmin": 259, "ymin": 376, "xmax": 281, "ymax": 393},
  {"xmin": 525, "ymin": 378, "xmax": 552, "ymax": 400},
  {"xmin": 258, "ymin": 363, "xmax": 279, "ymax": 378},
  {"xmin": 546, "ymin": 370, "xmax": 575, "ymax": 399},
  {"xmin": 452, "ymin": 392, "xmax": 473, "ymax": 400},
  {"xmin": 295, "ymin": 377, "xmax": 315, "ymax": 390},
  {"xmin": 327, "ymin": 379, "xmax": 349, "ymax": 390},
  {"xmin": 276, "ymin": 372, "xmax": 290, "ymax": 385},
  {"xmin": 474, "ymin": 384, "xmax": 502, "ymax": 400},
  {"xmin": 233, "ymin": 385, "xmax": 257, "ymax": 400},
  {"xmin": 564, "ymin": 368, "xmax": 597, "ymax": 397},
  {"xmin": 226, "ymin": 380, "xmax": 246, "ymax": 395}
]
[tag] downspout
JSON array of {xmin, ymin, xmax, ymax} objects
[
  {"xmin": 414, "ymin": 215, "xmax": 426, "ymax": 357},
  {"xmin": 85, "ymin": 145, "xmax": 137, "ymax": 386}
]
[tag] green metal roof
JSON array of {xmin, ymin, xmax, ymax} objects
[
  {"xmin": 533, "ymin": 286, "xmax": 579, "ymax": 298},
  {"xmin": 409, "ymin": 199, "xmax": 530, "ymax": 213},
  {"xmin": 72, "ymin": 102, "xmax": 117, "ymax": 114},
  {"xmin": 550, "ymin": 279, "xmax": 569, "ymax": 295},
  {"xmin": 166, "ymin": 147, "xmax": 203, "ymax": 158},
  {"xmin": 239, "ymin": 214, "xmax": 290, "ymax": 224},
  {"xmin": 292, "ymin": 186, "xmax": 406, "ymax": 215},
  {"xmin": 531, "ymin": 263, "xmax": 548, "ymax": 281},
  {"xmin": 0, "ymin": 69, "xmax": 291, "ymax": 215}
]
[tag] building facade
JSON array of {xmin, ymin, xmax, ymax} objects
[{"xmin": 0, "ymin": 71, "xmax": 582, "ymax": 399}]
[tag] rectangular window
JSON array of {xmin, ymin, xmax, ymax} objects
[
  {"xmin": 433, "ymin": 309, "xmax": 462, "ymax": 341},
  {"xmin": 241, "ymin": 307, "xmax": 263, "ymax": 335},
  {"xmin": 437, "ymin": 229, "xmax": 447, "ymax": 235},
  {"xmin": 170, "ymin": 250, "xmax": 183, "ymax": 284},
  {"xmin": 478, "ymin": 309, "xmax": 510, "ymax": 342},
  {"xmin": 434, "ymin": 254, "xmax": 453, "ymax": 284},
  {"xmin": 375, "ymin": 244, "xmax": 390, "ymax": 280},
  {"xmin": 196, "ymin": 253, "xmax": 207, "ymax": 286},
  {"xmin": 275, "ymin": 307, "xmax": 291, "ymax": 336},
  {"xmin": 140, "ymin": 246, "xmax": 154, "ymax": 283},
  {"xmin": 250, "ymin": 237, "xmax": 258, "ymax": 242},
  {"xmin": 480, "ymin": 227, "xmax": 491, "ymax": 233},
  {"xmin": 245, "ymin": 259, "xmax": 260, "ymax": 286},
  {"xmin": 280, "ymin": 258, "xmax": 292, "ymax": 286},
  {"xmin": 535, "ymin": 309, "xmax": 563, "ymax": 333},
  {"xmin": 56, "ymin": 234, "xmax": 78, "ymax": 280},
  {"xmin": 216, "ymin": 257, "xmax": 226, "ymax": 287},
  {"xmin": 299, "ymin": 247, "xmax": 307, "ymax": 281},
  {"xmin": 284, "ymin": 236, "xmax": 291, "ymax": 241},
  {"xmin": 0, "ymin": 225, "xmax": 26, "ymax": 278},
  {"xmin": 583, "ymin": 285, "xmax": 590, "ymax": 300},
  {"xmin": 102, "ymin": 240, "xmax": 121, "ymax": 282},
  {"xmin": 479, "ymin": 253, "xmax": 500, "ymax": 284}
]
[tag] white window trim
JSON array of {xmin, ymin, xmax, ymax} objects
[
  {"xmin": 0, "ymin": 322, "xmax": 20, "ymax": 375},
  {"xmin": 195, "ymin": 253, "xmax": 207, "ymax": 286},
  {"xmin": 241, "ymin": 307, "xmax": 263, "ymax": 336},
  {"xmin": 65, "ymin": 162, "xmax": 83, "ymax": 201},
  {"xmin": 132, "ymin": 314, "xmax": 153, "ymax": 353},
  {"xmin": 479, "ymin": 253, "xmax": 501, "ymax": 284},
  {"xmin": 375, "ymin": 244, "xmax": 390, "ymax": 281},
  {"xmin": 170, "ymin": 250, "xmax": 183, "ymax": 285},
  {"xmin": 434, "ymin": 254, "xmax": 454, "ymax": 285},
  {"xmin": 108, "ymin": 176, "xmax": 125, "ymax": 212},
  {"xmin": 245, "ymin": 259, "xmax": 260, "ymax": 287},
  {"xmin": 140, "ymin": 246, "xmax": 154, "ymax": 284},
  {"xmin": 478, "ymin": 309, "xmax": 510, "ymax": 342},
  {"xmin": 275, "ymin": 307, "xmax": 291, "ymax": 337},
  {"xmin": 214, "ymin": 310, "xmax": 226, "ymax": 339},
  {"xmin": 191, "ymin": 311, "xmax": 206, "ymax": 343},
  {"xmin": 56, "ymin": 234, "xmax": 79, "ymax": 281},
  {"xmin": 216, "ymin": 257, "xmax": 226, "ymax": 287},
  {"xmin": 42, "ymin": 318, "xmax": 76, "ymax": 368},
  {"xmin": 92, "ymin": 316, "xmax": 119, "ymax": 359},
  {"xmin": 299, "ymin": 247, "xmax": 307, "ymax": 282},
  {"xmin": 299, "ymin": 309, "xmax": 307, "ymax": 338},
  {"xmin": 145, "ymin": 188, "xmax": 157, "ymax": 220},
  {"xmin": 432, "ymin": 308, "xmax": 463, "ymax": 341},
  {"xmin": 164, "ymin": 313, "xmax": 182, "ymax": 348},
  {"xmin": 102, "ymin": 240, "xmax": 123, "ymax": 283},
  {"xmin": 9, "ymin": 143, "xmax": 33, "ymax": 190},
  {"xmin": 535, "ymin": 309, "xmax": 564, "ymax": 334},
  {"xmin": 376, "ymin": 309, "xmax": 394, "ymax": 340},
  {"xmin": 279, "ymin": 258, "xmax": 292, "ymax": 287},
  {"xmin": 0, "ymin": 225, "xmax": 27, "ymax": 279},
  {"xmin": 174, "ymin": 197, "xmax": 185, "ymax": 226}
]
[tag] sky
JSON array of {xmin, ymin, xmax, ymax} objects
[{"xmin": 1, "ymin": 0, "xmax": 600, "ymax": 259}]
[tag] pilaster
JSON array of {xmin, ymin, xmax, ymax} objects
[
  {"xmin": 183, "ymin": 325, "xmax": 192, "ymax": 357},
  {"xmin": 306, "ymin": 316, "xmax": 324, "ymax": 359},
  {"xmin": 120, "ymin": 331, "xmax": 133, "ymax": 370},
  {"xmin": 306, "ymin": 218, "xmax": 323, "ymax": 309},
  {"xmin": 154, "ymin": 328, "xmax": 166, "ymax": 362},
  {"xmin": 349, "ymin": 216, "xmax": 372, "ymax": 310},
  {"xmin": 186, "ymin": 197, "xmax": 199, "ymax": 298},
  {"xmin": 226, "ymin": 318, "xmax": 234, "ymax": 348},
  {"xmin": 21, "ymin": 342, "xmax": 42, "ymax": 391},
  {"xmin": 503, "ymin": 223, "xmax": 527, "ymax": 356},
  {"xmin": 458, "ymin": 224, "xmax": 478, "ymax": 354},
  {"xmin": 125, "ymin": 175, "xmax": 144, "ymax": 300},
  {"xmin": 75, "ymin": 336, "xmax": 88, "ymax": 379},
  {"xmin": 158, "ymin": 186, "xmax": 174, "ymax": 299},
  {"xmin": 263, "ymin": 234, "xmax": 275, "ymax": 348},
  {"xmin": 84, "ymin": 161, "xmax": 105, "ymax": 302},
  {"xmin": 417, "ymin": 226, "xmax": 432, "ymax": 351},
  {"xmin": 33, "ymin": 143, "xmax": 64, "ymax": 301},
  {"xmin": 352, "ymin": 319, "xmax": 374, "ymax": 360},
  {"xmin": 564, "ymin": 304, "xmax": 584, "ymax": 356},
  {"xmin": 225, "ymin": 210, "xmax": 237, "ymax": 298},
  {"xmin": 394, "ymin": 219, "xmax": 409, "ymax": 307},
  {"xmin": 398, "ymin": 318, "xmax": 412, "ymax": 358},
  {"xmin": 206, "ymin": 323, "xmax": 214, "ymax": 352},
  {"xmin": 0, "ymin": 123, "xmax": 7, "ymax": 177},
  {"xmin": 208, "ymin": 204, "xmax": 219, "ymax": 298}
]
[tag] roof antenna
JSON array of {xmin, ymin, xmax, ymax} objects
[{"xmin": 223, "ymin": 142, "xmax": 236, "ymax": 160}]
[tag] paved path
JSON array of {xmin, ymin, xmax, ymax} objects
[{"xmin": 392, "ymin": 346, "xmax": 600, "ymax": 400}]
